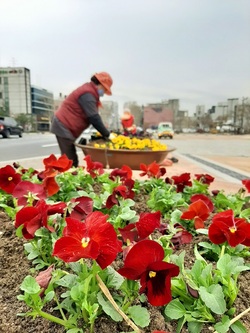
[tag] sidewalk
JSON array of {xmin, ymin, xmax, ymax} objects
[{"xmin": 1, "ymin": 150, "xmax": 249, "ymax": 195}]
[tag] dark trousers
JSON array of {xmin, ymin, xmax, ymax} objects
[{"xmin": 55, "ymin": 136, "xmax": 78, "ymax": 167}]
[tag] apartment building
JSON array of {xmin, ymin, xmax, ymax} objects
[
  {"xmin": 0, "ymin": 67, "xmax": 32, "ymax": 116},
  {"xmin": 31, "ymin": 86, "xmax": 54, "ymax": 131}
]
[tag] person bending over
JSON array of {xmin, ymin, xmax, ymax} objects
[{"xmin": 51, "ymin": 71, "xmax": 114, "ymax": 167}]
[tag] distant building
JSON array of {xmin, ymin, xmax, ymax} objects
[
  {"xmin": 0, "ymin": 67, "xmax": 32, "ymax": 116},
  {"xmin": 31, "ymin": 86, "xmax": 54, "ymax": 131},
  {"xmin": 195, "ymin": 105, "xmax": 205, "ymax": 118},
  {"xmin": 143, "ymin": 99, "xmax": 179, "ymax": 129},
  {"xmin": 209, "ymin": 98, "xmax": 239, "ymax": 124},
  {"xmin": 100, "ymin": 101, "xmax": 119, "ymax": 130},
  {"xmin": 54, "ymin": 93, "xmax": 67, "ymax": 112}
]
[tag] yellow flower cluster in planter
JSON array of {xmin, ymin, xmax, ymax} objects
[{"xmin": 93, "ymin": 135, "xmax": 167, "ymax": 151}]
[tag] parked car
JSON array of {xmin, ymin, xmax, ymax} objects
[{"xmin": 0, "ymin": 116, "xmax": 23, "ymax": 138}]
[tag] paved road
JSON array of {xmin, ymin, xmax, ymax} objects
[
  {"xmin": 161, "ymin": 133, "xmax": 250, "ymax": 157},
  {"xmin": 0, "ymin": 133, "xmax": 59, "ymax": 162}
]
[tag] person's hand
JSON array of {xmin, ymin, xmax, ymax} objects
[{"xmin": 109, "ymin": 133, "xmax": 116, "ymax": 140}]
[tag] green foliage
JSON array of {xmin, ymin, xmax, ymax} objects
[{"xmin": 1, "ymin": 158, "xmax": 250, "ymax": 332}]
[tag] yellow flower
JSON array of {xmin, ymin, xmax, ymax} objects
[{"xmin": 100, "ymin": 135, "xmax": 167, "ymax": 151}]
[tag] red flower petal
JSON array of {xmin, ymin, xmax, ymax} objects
[
  {"xmin": 53, "ymin": 236, "xmax": 100, "ymax": 262},
  {"xmin": 194, "ymin": 217, "xmax": 205, "ymax": 229},
  {"xmin": 0, "ymin": 165, "xmax": 21, "ymax": 194},
  {"xmin": 43, "ymin": 154, "xmax": 72, "ymax": 172},
  {"xmin": 136, "ymin": 211, "xmax": 161, "ymax": 239},
  {"xmin": 181, "ymin": 200, "xmax": 210, "ymax": 222},
  {"xmin": 242, "ymin": 179, "xmax": 250, "ymax": 192},
  {"xmin": 12, "ymin": 181, "xmax": 46, "ymax": 205},
  {"xmin": 70, "ymin": 196, "xmax": 93, "ymax": 220},
  {"xmin": 118, "ymin": 240, "xmax": 165, "ymax": 280},
  {"xmin": 140, "ymin": 261, "xmax": 179, "ymax": 306},
  {"xmin": 118, "ymin": 224, "xmax": 138, "ymax": 243},
  {"xmin": 190, "ymin": 194, "xmax": 214, "ymax": 212},
  {"xmin": 208, "ymin": 210, "xmax": 250, "ymax": 247},
  {"xmin": 43, "ymin": 174, "xmax": 60, "ymax": 196},
  {"xmin": 54, "ymin": 213, "xmax": 121, "ymax": 268}
]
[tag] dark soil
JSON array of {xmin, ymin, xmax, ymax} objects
[{"xmin": 1, "ymin": 203, "xmax": 250, "ymax": 333}]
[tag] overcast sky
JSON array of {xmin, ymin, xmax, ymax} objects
[{"xmin": 1, "ymin": 0, "xmax": 250, "ymax": 114}]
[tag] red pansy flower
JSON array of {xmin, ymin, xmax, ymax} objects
[
  {"xmin": 208, "ymin": 209, "xmax": 250, "ymax": 247},
  {"xmin": 165, "ymin": 173, "xmax": 192, "ymax": 192},
  {"xmin": 118, "ymin": 224, "xmax": 138, "ymax": 243},
  {"xmin": 0, "ymin": 165, "xmax": 21, "ymax": 194},
  {"xmin": 195, "ymin": 173, "xmax": 214, "ymax": 185},
  {"xmin": 190, "ymin": 194, "xmax": 214, "ymax": 212},
  {"xmin": 42, "ymin": 169, "xmax": 60, "ymax": 196},
  {"xmin": 15, "ymin": 200, "xmax": 66, "ymax": 239},
  {"xmin": 109, "ymin": 165, "xmax": 133, "ymax": 182},
  {"xmin": 242, "ymin": 179, "xmax": 250, "ymax": 192},
  {"xmin": 106, "ymin": 179, "xmax": 135, "ymax": 209},
  {"xmin": 170, "ymin": 224, "xmax": 193, "ymax": 248},
  {"xmin": 140, "ymin": 161, "xmax": 166, "ymax": 179},
  {"xmin": 69, "ymin": 196, "xmax": 93, "ymax": 220},
  {"xmin": 135, "ymin": 211, "xmax": 161, "ymax": 239},
  {"xmin": 12, "ymin": 180, "xmax": 47, "ymax": 206},
  {"xmin": 118, "ymin": 240, "xmax": 179, "ymax": 306},
  {"xmin": 181, "ymin": 199, "xmax": 210, "ymax": 229},
  {"xmin": 119, "ymin": 211, "xmax": 161, "ymax": 242},
  {"xmin": 84, "ymin": 155, "xmax": 104, "ymax": 178},
  {"xmin": 53, "ymin": 212, "xmax": 122, "ymax": 269},
  {"xmin": 43, "ymin": 154, "xmax": 73, "ymax": 172}
]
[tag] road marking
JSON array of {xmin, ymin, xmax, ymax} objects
[{"xmin": 42, "ymin": 143, "xmax": 58, "ymax": 147}]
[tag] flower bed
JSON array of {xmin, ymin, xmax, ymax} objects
[{"xmin": 0, "ymin": 154, "xmax": 250, "ymax": 333}]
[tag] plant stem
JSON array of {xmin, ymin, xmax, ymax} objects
[
  {"xmin": 96, "ymin": 274, "xmax": 143, "ymax": 333},
  {"xmin": 219, "ymin": 244, "xmax": 225, "ymax": 258},
  {"xmin": 37, "ymin": 310, "xmax": 73, "ymax": 329},
  {"xmin": 82, "ymin": 308, "xmax": 88, "ymax": 323},
  {"xmin": 54, "ymin": 293, "xmax": 67, "ymax": 321}
]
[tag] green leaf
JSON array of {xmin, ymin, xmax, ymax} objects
[
  {"xmin": 194, "ymin": 245, "xmax": 207, "ymax": 262},
  {"xmin": 214, "ymin": 315, "xmax": 230, "ymax": 333},
  {"xmin": 66, "ymin": 328, "xmax": 83, "ymax": 333},
  {"xmin": 15, "ymin": 224, "xmax": 24, "ymax": 238},
  {"xmin": 68, "ymin": 262, "xmax": 82, "ymax": 274},
  {"xmin": 217, "ymin": 254, "xmax": 249, "ymax": 276},
  {"xmin": 119, "ymin": 206, "xmax": 137, "ymax": 220},
  {"xmin": 43, "ymin": 291, "xmax": 55, "ymax": 303},
  {"xmin": 127, "ymin": 305, "xmax": 150, "ymax": 328},
  {"xmin": 20, "ymin": 276, "xmax": 41, "ymax": 294},
  {"xmin": 230, "ymin": 320, "xmax": 247, "ymax": 333},
  {"xmin": 187, "ymin": 321, "xmax": 203, "ymax": 333},
  {"xmin": 56, "ymin": 274, "xmax": 77, "ymax": 288},
  {"xmin": 190, "ymin": 260, "xmax": 205, "ymax": 282},
  {"xmin": 106, "ymin": 266, "xmax": 124, "ymax": 289},
  {"xmin": 199, "ymin": 284, "xmax": 226, "ymax": 314},
  {"xmin": 97, "ymin": 292, "xmax": 122, "ymax": 322},
  {"xmin": 164, "ymin": 299, "xmax": 186, "ymax": 319},
  {"xmin": 196, "ymin": 228, "xmax": 208, "ymax": 235},
  {"xmin": 240, "ymin": 208, "xmax": 250, "ymax": 220}
]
